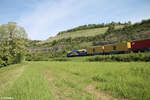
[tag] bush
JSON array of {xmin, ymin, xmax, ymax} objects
[
  {"xmin": 25, "ymin": 52, "xmax": 50, "ymax": 61},
  {"xmin": 86, "ymin": 53, "xmax": 150, "ymax": 62},
  {"xmin": 0, "ymin": 58, "xmax": 5, "ymax": 68}
]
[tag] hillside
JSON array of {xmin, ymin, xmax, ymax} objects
[
  {"xmin": 28, "ymin": 19, "xmax": 150, "ymax": 58},
  {"xmin": 40, "ymin": 25, "xmax": 124, "ymax": 44},
  {"xmin": 40, "ymin": 27, "xmax": 108, "ymax": 44}
]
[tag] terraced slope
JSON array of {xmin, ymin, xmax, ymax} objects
[{"xmin": 40, "ymin": 25, "xmax": 123, "ymax": 44}]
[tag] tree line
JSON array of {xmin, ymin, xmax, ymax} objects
[{"xmin": 57, "ymin": 21, "xmax": 131, "ymax": 35}]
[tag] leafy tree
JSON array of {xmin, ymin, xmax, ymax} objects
[
  {"xmin": 128, "ymin": 21, "xmax": 132, "ymax": 25},
  {"xmin": 0, "ymin": 22, "xmax": 28, "ymax": 67},
  {"xmin": 51, "ymin": 40, "xmax": 57, "ymax": 46},
  {"xmin": 107, "ymin": 24, "xmax": 115, "ymax": 33}
]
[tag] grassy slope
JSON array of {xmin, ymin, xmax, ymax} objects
[
  {"xmin": 0, "ymin": 61, "xmax": 150, "ymax": 100},
  {"xmin": 40, "ymin": 25, "xmax": 123, "ymax": 44}
]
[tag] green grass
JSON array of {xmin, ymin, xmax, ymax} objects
[
  {"xmin": 0, "ymin": 63, "xmax": 26, "ymax": 94},
  {"xmin": 0, "ymin": 62, "xmax": 54, "ymax": 100},
  {"xmin": 0, "ymin": 61, "xmax": 150, "ymax": 100}
]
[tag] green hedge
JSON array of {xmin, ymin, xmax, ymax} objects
[
  {"xmin": 25, "ymin": 52, "xmax": 50, "ymax": 61},
  {"xmin": 86, "ymin": 53, "xmax": 150, "ymax": 62}
]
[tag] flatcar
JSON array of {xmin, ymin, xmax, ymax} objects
[{"xmin": 67, "ymin": 39, "xmax": 150, "ymax": 57}]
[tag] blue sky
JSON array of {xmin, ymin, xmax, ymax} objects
[{"xmin": 0, "ymin": 0, "xmax": 150, "ymax": 40}]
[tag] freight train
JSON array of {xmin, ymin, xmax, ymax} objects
[{"xmin": 67, "ymin": 39, "xmax": 150, "ymax": 57}]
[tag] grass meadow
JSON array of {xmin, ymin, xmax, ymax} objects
[{"xmin": 0, "ymin": 61, "xmax": 150, "ymax": 100}]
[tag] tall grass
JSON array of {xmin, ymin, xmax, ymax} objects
[
  {"xmin": 44, "ymin": 62, "xmax": 150, "ymax": 100},
  {"xmin": 0, "ymin": 62, "xmax": 54, "ymax": 100},
  {"xmin": 0, "ymin": 62, "xmax": 150, "ymax": 100}
]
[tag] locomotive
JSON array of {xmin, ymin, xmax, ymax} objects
[{"xmin": 67, "ymin": 39, "xmax": 150, "ymax": 57}]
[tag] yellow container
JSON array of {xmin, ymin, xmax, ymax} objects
[
  {"xmin": 87, "ymin": 46, "xmax": 104, "ymax": 54},
  {"xmin": 104, "ymin": 44, "xmax": 115, "ymax": 53},
  {"xmin": 87, "ymin": 42, "xmax": 131, "ymax": 54},
  {"xmin": 116, "ymin": 42, "xmax": 131, "ymax": 52},
  {"xmin": 94, "ymin": 46, "xmax": 104, "ymax": 53},
  {"xmin": 104, "ymin": 42, "xmax": 131, "ymax": 53},
  {"xmin": 87, "ymin": 48, "xmax": 93, "ymax": 54}
]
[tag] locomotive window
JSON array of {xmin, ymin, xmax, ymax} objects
[{"xmin": 113, "ymin": 46, "xmax": 116, "ymax": 50}]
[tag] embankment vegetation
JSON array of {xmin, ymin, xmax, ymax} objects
[
  {"xmin": 25, "ymin": 52, "xmax": 150, "ymax": 62},
  {"xmin": 86, "ymin": 53, "xmax": 150, "ymax": 62}
]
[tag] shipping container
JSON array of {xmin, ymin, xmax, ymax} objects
[
  {"xmin": 87, "ymin": 48, "xmax": 93, "ymax": 55},
  {"xmin": 94, "ymin": 46, "xmax": 104, "ymax": 54},
  {"xmin": 104, "ymin": 42, "xmax": 131, "ymax": 54},
  {"xmin": 131, "ymin": 39, "xmax": 150, "ymax": 51},
  {"xmin": 116, "ymin": 42, "xmax": 131, "ymax": 52},
  {"xmin": 87, "ymin": 46, "xmax": 104, "ymax": 55},
  {"xmin": 104, "ymin": 44, "xmax": 115, "ymax": 53}
]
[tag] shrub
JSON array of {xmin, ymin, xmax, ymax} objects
[
  {"xmin": 0, "ymin": 58, "xmax": 5, "ymax": 68},
  {"xmin": 86, "ymin": 53, "xmax": 150, "ymax": 62},
  {"xmin": 25, "ymin": 52, "xmax": 50, "ymax": 61}
]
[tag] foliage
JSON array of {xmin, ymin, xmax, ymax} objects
[
  {"xmin": 25, "ymin": 52, "xmax": 50, "ymax": 61},
  {"xmin": 58, "ymin": 22, "xmax": 125, "ymax": 35},
  {"xmin": 0, "ymin": 58, "xmax": 5, "ymax": 68},
  {"xmin": 0, "ymin": 22, "xmax": 28, "ymax": 67},
  {"xmin": 86, "ymin": 53, "xmax": 150, "ymax": 62}
]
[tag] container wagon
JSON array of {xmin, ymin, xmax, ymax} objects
[
  {"xmin": 67, "ymin": 39, "xmax": 150, "ymax": 57},
  {"xmin": 103, "ymin": 42, "xmax": 131, "ymax": 54},
  {"xmin": 87, "ymin": 46, "xmax": 104, "ymax": 55},
  {"xmin": 131, "ymin": 39, "xmax": 150, "ymax": 52}
]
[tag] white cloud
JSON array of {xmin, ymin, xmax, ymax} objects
[
  {"xmin": 16, "ymin": 0, "xmax": 150, "ymax": 40},
  {"xmin": 17, "ymin": 0, "xmax": 90, "ymax": 40}
]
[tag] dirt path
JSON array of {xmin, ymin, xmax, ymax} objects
[
  {"xmin": 45, "ymin": 69, "xmax": 126, "ymax": 100},
  {"xmin": 45, "ymin": 70, "xmax": 66, "ymax": 100},
  {"xmin": 85, "ymin": 84, "xmax": 125, "ymax": 100}
]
